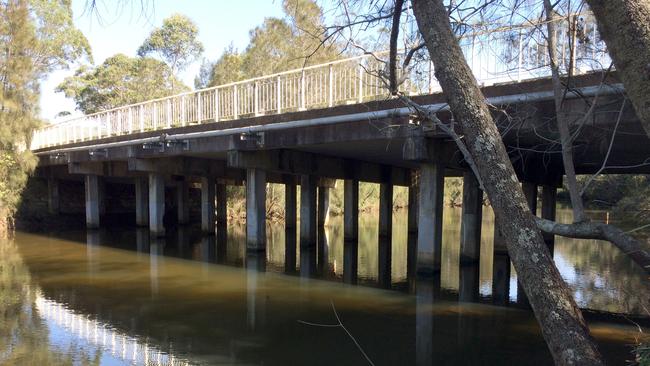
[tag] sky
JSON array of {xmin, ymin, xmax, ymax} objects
[{"xmin": 39, "ymin": 0, "xmax": 286, "ymax": 122}]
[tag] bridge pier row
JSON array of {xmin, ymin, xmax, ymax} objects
[
  {"xmin": 216, "ymin": 182, "xmax": 227, "ymax": 228},
  {"xmin": 246, "ymin": 168, "xmax": 266, "ymax": 251},
  {"xmin": 177, "ymin": 179, "xmax": 190, "ymax": 225},
  {"xmin": 378, "ymin": 182, "xmax": 393, "ymax": 288},
  {"xmin": 148, "ymin": 173, "xmax": 166, "ymax": 237},
  {"xmin": 85, "ymin": 174, "xmax": 100, "ymax": 229},
  {"xmin": 284, "ymin": 177, "xmax": 297, "ymax": 273},
  {"xmin": 135, "ymin": 177, "xmax": 149, "ymax": 227},
  {"xmin": 416, "ymin": 162, "xmax": 445, "ymax": 277},
  {"xmin": 459, "ymin": 171, "xmax": 483, "ymax": 301},
  {"xmin": 47, "ymin": 178, "xmax": 60, "ymax": 215},
  {"xmin": 517, "ymin": 181, "xmax": 538, "ymax": 308},
  {"xmin": 343, "ymin": 179, "xmax": 359, "ymax": 284},
  {"xmin": 201, "ymin": 176, "xmax": 216, "ymax": 234},
  {"xmin": 541, "ymin": 185, "xmax": 557, "ymax": 254}
]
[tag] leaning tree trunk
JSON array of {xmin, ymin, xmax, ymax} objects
[
  {"xmin": 586, "ymin": 0, "xmax": 650, "ymax": 139},
  {"xmin": 411, "ymin": 1, "xmax": 605, "ymax": 365}
]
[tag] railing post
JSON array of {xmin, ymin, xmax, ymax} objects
[
  {"xmin": 300, "ymin": 70, "xmax": 306, "ymax": 110},
  {"xmin": 276, "ymin": 76, "xmax": 282, "ymax": 113},
  {"xmin": 197, "ymin": 92, "xmax": 202, "ymax": 123},
  {"xmin": 328, "ymin": 63, "xmax": 334, "ymax": 107},
  {"xmin": 139, "ymin": 105, "xmax": 144, "ymax": 132},
  {"xmin": 358, "ymin": 63, "xmax": 363, "ymax": 103},
  {"xmin": 106, "ymin": 114, "xmax": 112, "ymax": 136},
  {"xmin": 233, "ymin": 85, "xmax": 239, "ymax": 119},
  {"xmin": 214, "ymin": 89, "xmax": 220, "ymax": 122},
  {"xmin": 181, "ymin": 96, "xmax": 186, "ymax": 127},
  {"xmin": 128, "ymin": 108, "xmax": 133, "ymax": 134},
  {"xmin": 167, "ymin": 99, "xmax": 172, "ymax": 128},
  {"xmin": 117, "ymin": 110, "xmax": 122, "ymax": 135},
  {"xmin": 517, "ymin": 29, "xmax": 523, "ymax": 82},
  {"xmin": 254, "ymin": 82, "xmax": 260, "ymax": 116},
  {"xmin": 152, "ymin": 103, "xmax": 158, "ymax": 129}
]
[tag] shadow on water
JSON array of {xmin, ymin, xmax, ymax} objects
[{"xmin": 6, "ymin": 205, "xmax": 650, "ymax": 365}]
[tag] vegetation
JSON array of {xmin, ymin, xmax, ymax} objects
[
  {"xmin": 0, "ymin": 0, "xmax": 90, "ymax": 236},
  {"xmin": 56, "ymin": 54, "xmax": 186, "ymax": 114},
  {"xmin": 195, "ymin": 0, "xmax": 340, "ymax": 88}
]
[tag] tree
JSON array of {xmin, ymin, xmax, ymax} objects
[
  {"xmin": 56, "ymin": 54, "xmax": 187, "ymax": 114},
  {"xmin": 137, "ymin": 13, "xmax": 203, "ymax": 90}
]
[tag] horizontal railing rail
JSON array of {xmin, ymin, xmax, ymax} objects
[{"xmin": 31, "ymin": 14, "xmax": 609, "ymax": 150}]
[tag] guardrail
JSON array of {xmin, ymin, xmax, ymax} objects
[{"xmin": 31, "ymin": 14, "xmax": 609, "ymax": 150}]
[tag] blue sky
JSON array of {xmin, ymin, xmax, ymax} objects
[{"xmin": 40, "ymin": 0, "xmax": 286, "ymax": 121}]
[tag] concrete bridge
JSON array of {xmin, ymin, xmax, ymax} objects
[{"xmin": 29, "ymin": 18, "xmax": 650, "ymax": 299}]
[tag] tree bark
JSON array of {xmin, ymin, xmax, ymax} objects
[
  {"xmin": 586, "ymin": 0, "xmax": 650, "ymax": 139},
  {"xmin": 535, "ymin": 217, "xmax": 650, "ymax": 275},
  {"xmin": 544, "ymin": 1, "xmax": 587, "ymax": 223},
  {"xmin": 411, "ymin": 1, "xmax": 605, "ymax": 365}
]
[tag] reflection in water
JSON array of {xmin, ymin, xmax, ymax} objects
[{"xmin": 4, "ymin": 204, "xmax": 650, "ymax": 365}]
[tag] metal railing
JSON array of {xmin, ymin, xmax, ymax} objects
[{"xmin": 31, "ymin": 14, "xmax": 609, "ymax": 150}]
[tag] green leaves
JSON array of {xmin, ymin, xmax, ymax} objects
[{"xmin": 137, "ymin": 13, "xmax": 204, "ymax": 75}]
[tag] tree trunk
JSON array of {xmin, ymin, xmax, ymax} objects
[
  {"xmin": 411, "ymin": 1, "xmax": 605, "ymax": 365},
  {"xmin": 544, "ymin": 1, "xmax": 587, "ymax": 223},
  {"xmin": 586, "ymin": 0, "xmax": 650, "ymax": 139}
]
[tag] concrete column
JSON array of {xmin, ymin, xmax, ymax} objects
[
  {"xmin": 492, "ymin": 217, "xmax": 510, "ymax": 305},
  {"xmin": 378, "ymin": 182, "xmax": 393, "ymax": 287},
  {"xmin": 343, "ymin": 179, "xmax": 359, "ymax": 284},
  {"xmin": 98, "ymin": 179, "xmax": 106, "ymax": 216},
  {"xmin": 135, "ymin": 177, "xmax": 149, "ymax": 227},
  {"xmin": 299, "ymin": 175, "xmax": 317, "ymax": 248},
  {"xmin": 216, "ymin": 183, "xmax": 227, "ymax": 227},
  {"xmin": 285, "ymin": 180, "xmax": 297, "ymax": 230},
  {"xmin": 47, "ymin": 178, "xmax": 60, "ymax": 214},
  {"xmin": 317, "ymin": 186, "xmax": 330, "ymax": 228},
  {"xmin": 541, "ymin": 185, "xmax": 557, "ymax": 254},
  {"xmin": 85, "ymin": 175, "xmax": 100, "ymax": 229},
  {"xmin": 407, "ymin": 180, "xmax": 418, "ymax": 289},
  {"xmin": 201, "ymin": 176, "xmax": 216, "ymax": 234},
  {"xmin": 416, "ymin": 162, "xmax": 444, "ymax": 276},
  {"xmin": 460, "ymin": 171, "xmax": 483, "ymax": 264},
  {"xmin": 177, "ymin": 180, "xmax": 190, "ymax": 225},
  {"xmin": 148, "ymin": 173, "xmax": 165, "ymax": 237},
  {"xmin": 246, "ymin": 168, "xmax": 266, "ymax": 251}
]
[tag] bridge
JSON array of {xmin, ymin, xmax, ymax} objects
[{"xmin": 28, "ymin": 16, "xmax": 649, "ymax": 299}]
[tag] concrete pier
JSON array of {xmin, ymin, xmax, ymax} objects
[
  {"xmin": 85, "ymin": 175, "xmax": 100, "ymax": 229},
  {"xmin": 416, "ymin": 162, "xmax": 444, "ymax": 276},
  {"xmin": 541, "ymin": 185, "xmax": 557, "ymax": 253},
  {"xmin": 177, "ymin": 179, "xmax": 190, "ymax": 225},
  {"xmin": 285, "ymin": 179, "xmax": 297, "ymax": 273},
  {"xmin": 407, "ymin": 180, "xmax": 418, "ymax": 288},
  {"xmin": 47, "ymin": 178, "xmax": 60, "ymax": 215},
  {"xmin": 317, "ymin": 185, "xmax": 330, "ymax": 228},
  {"xmin": 216, "ymin": 183, "xmax": 227, "ymax": 228},
  {"xmin": 201, "ymin": 176, "xmax": 215, "ymax": 234},
  {"xmin": 459, "ymin": 171, "xmax": 483, "ymax": 264},
  {"xmin": 135, "ymin": 177, "xmax": 148, "ymax": 227},
  {"xmin": 378, "ymin": 182, "xmax": 393, "ymax": 287},
  {"xmin": 148, "ymin": 173, "xmax": 165, "ymax": 237},
  {"xmin": 300, "ymin": 175, "xmax": 317, "ymax": 248},
  {"xmin": 246, "ymin": 168, "xmax": 266, "ymax": 251},
  {"xmin": 343, "ymin": 179, "xmax": 359, "ymax": 284}
]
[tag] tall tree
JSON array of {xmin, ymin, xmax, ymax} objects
[
  {"xmin": 137, "ymin": 13, "xmax": 203, "ymax": 90},
  {"xmin": 56, "ymin": 54, "xmax": 187, "ymax": 114}
]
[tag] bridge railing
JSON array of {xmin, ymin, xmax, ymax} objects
[{"xmin": 31, "ymin": 14, "xmax": 609, "ymax": 150}]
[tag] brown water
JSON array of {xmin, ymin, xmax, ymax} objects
[{"xmin": 2, "ymin": 207, "xmax": 648, "ymax": 365}]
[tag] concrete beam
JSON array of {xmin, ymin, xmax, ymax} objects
[
  {"xmin": 148, "ymin": 173, "xmax": 166, "ymax": 237},
  {"xmin": 135, "ymin": 177, "xmax": 148, "ymax": 226},
  {"xmin": 228, "ymin": 150, "xmax": 411, "ymax": 186},
  {"xmin": 84, "ymin": 175, "xmax": 100, "ymax": 229},
  {"xmin": 416, "ymin": 162, "xmax": 445, "ymax": 276},
  {"xmin": 459, "ymin": 171, "xmax": 483, "ymax": 264},
  {"xmin": 201, "ymin": 176, "xmax": 215, "ymax": 234},
  {"xmin": 300, "ymin": 175, "xmax": 317, "ymax": 248},
  {"xmin": 246, "ymin": 168, "xmax": 266, "ymax": 251},
  {"xmin": 128, "ymin": 157, "xmax": 225, "ymax": 177}
]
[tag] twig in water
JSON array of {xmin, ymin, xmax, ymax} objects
[{"xmin": 297, "ymin": 300, "xmax": 375, "ymax": 366}]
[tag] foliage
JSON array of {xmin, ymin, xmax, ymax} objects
[
  {"xmin": 200, "ymin": 0, "xmax": 341, "ymax": 87},
  {"xmin": 137, "ymin": 13, "xmax": 203, "ymax": 78},
  {"xmin": 56, "ymin": 54, "xmax": 187, "ymax": 114},
  {"xmin": 577, "ymin": 175, "xmax": 650, "ymax": 227}
]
